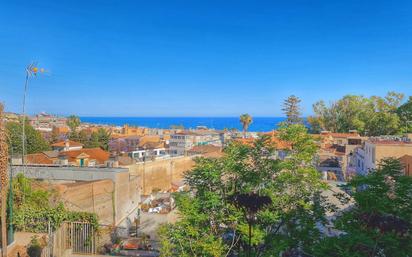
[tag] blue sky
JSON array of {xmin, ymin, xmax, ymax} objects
[{"xmin": 1, "ymin": 0, "xmax": 412, "ymax": 117}]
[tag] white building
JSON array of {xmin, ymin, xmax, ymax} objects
[
  {"xmin": 129, "ymin": 141, "xmax": 167, "ymax": 161},
  {"xmin": 354, "ymin": 136, "xmax": 412, "ymax": 175},
  {"xmin": 169, "ymin": 130, "xmax": 222, "ymax": 156}
]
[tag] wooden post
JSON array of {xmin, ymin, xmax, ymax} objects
[{"xmin": 0, "ymin": 103, "xmax": 9, "ymax": 257}]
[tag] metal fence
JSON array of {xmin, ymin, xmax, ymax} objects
[{"xmin": 42, "ymin": 221, "xmax": 96, "ymax": 256}]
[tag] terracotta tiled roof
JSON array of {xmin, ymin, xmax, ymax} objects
[
  {"xmin": 262, "ymin": 131, "xmax": 292, "ymax": 150},
  {"xmin": 236, "ymin": 131, "xmax": 291, "ymax": 150},
  {"xmin": 59, "ymin": 148, "xmax": 110, "ymax": 164},
  {"xmin": 25, "ymin": 153, "xmax": 54, "ymax": 165},
  {"xmin": 51, "ymin": 140, "xmax": 83, "ymax": 147}
]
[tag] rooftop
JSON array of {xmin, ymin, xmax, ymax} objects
[
  {"xmin": 368, "ymin": 136, "xmax": 412, "ymax": 145},
  {"xmin": 59, "ymin": 148, "xmax": 110, "ymax": 164},
  {"xmin": 174, "ymin": 130, "xmax": 219, "ymax": 136},
  {"xmin": 51, "ymin": 140, "xmax": 84, "ymax": 147}
]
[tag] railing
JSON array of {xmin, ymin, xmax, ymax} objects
[
  {"xmin": 42, "ymin": 221, "xmax": 96, "ymax": 256},
  {"xmin": 69, "ymin": 222, "xmax": 95, "ymax": 254}
]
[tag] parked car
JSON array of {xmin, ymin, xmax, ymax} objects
[{"xmin": 148, "ymin": 207, "xmax": 161, "ymax": 213}]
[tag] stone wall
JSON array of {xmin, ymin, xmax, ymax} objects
[
  {"xmin": 54, "ymin": 173, "xmax": 140, "ymax": 226},
  {"xmin": 54, "ymin": 180, "xmax": 115, "ymax": 225},
  {"xmin": 126, "ymin": 156, "xmax": 195, "ymax": 195}
]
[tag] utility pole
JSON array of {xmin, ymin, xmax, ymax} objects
[
  {"xmin": 21, "ymin": 63, "xmax": 43, "ymax": 165},
  {"xmin": 20, "ymin": 63, "xmax": 45, "ymax": 233}
]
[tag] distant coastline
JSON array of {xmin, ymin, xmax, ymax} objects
[{"xmin": 79, "ymin": 117, "xmax": 287, "ymax": 132}]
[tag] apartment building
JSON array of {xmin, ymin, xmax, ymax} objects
[
  {"xmin": 169, "ymin": 130, "xmax": 222, "ymax": 156},
  {"xmin": 354, "ymin": 136, "xmax": 412, "ymax": 175}
]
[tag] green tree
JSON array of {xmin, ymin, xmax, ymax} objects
[
  {"xmin": 85, "ymin": 132, "xmax": 100, "ymax": 148},
  {"xmin": 308, "ymin": 92, "xmax": 403, "ymax": 135},
  {"xmin": 96, "ymin": 128, "xmax": 111, "ymax": 150},
  {"xmin": 159, "ymin": 124, "xmax": 329, "ymax": 256},
  {"xmin": 313, "ymin": 158, "xmax": 412, "ymax": 256},
  {"xmin": 77, "ymin": 130, "xmax": 89, "ymax": 145},
  {"xmin": 6, "ymin": 121, "xmax": 50, "ymax": 155},
  {"xmin": 69, "ymin": 128, "xmax": 111, "ymax": 150},
  {"xmin": 397, "ymin": 96, "xmax": 412, "ymax": 133},
  {"xmin": 66, "ymin": 115, "xmax": 80, "ymax": 132},
  {"xmin": 282, "ymin": 95, "xmax": 302, "ymax": 124},
  {"xmin": 239, "ymin": 113, "xmax": 253, "ymax": 138}
]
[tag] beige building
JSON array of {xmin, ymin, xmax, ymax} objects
[{"xmin": 355, "ymin": 137, "xmax": 412, "ymax": 175}]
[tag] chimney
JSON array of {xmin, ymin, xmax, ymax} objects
[{"xmin": 64, "ymin": 139, "xmax": 70, "ymax": 151}]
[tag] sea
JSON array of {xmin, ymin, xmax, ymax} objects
[{"xmin": 79, "ymin": 117, "xmax": 286, "ymax": 132}]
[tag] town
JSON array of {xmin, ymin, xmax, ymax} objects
[
  {"xmin": 1, "ymin": 92, "xmax": 412, "ymax": 256},
  {"xmin": 2, "ymin": 1, "xmax": 412, "ymax": 256}
]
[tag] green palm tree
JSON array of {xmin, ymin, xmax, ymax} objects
[
  {"xmin": 66, "ymin": 115, "xmax": 81, "ymax": 132},
  {"xmin": 240, "ymin": 113, "xmax": 252, "ymax": 138}
]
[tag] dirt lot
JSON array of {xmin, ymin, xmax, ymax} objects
[{"xmin": 139, "ymin": 210, "xmax": 179, "ymax": 240}]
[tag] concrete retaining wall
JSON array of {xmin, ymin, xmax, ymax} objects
[{"xmin": 126, "ymin": 156, "xmax": 195, "ymax": 195}]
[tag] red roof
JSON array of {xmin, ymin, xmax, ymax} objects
[
  {"xmin": 51, "ymin": 140, "xmax": 83, "ymax": 147},
  {"xmin": 236, "ymin": 131, "xmax": 291, "ymax": 150},
  {"xmin": 25, "ymin": 153, "xmax": 54, "ymax": 165},
  {"xmin": 59, "ymin": 148, "xmax": 110, "ymax": 164},
  {"xmin": 262, "ymin": 131, "xmax": 292, "ymax": 150}
]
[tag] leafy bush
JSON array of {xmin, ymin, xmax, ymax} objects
[
  {"xmin": 13, "ymin": 203, "xmax": 98, "ymax": 232},
  {"xmin": 11, "ymin": 174, "xmax": 99, "ymax": 233}
]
